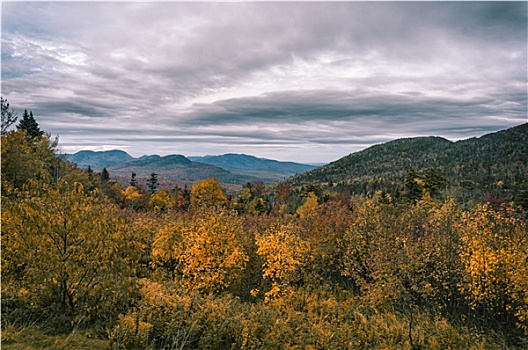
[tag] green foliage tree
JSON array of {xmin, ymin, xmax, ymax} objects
[
  {"xmin": 423, "ymin": 168, "xmax": 447, "ymax": 197},
  {"xmin": 100, "ymin": 167, "xmax": 110, "ymax": 182},
  {"xmin": 130, "ymin": 172, "xmax": 138, "ymax": 187},
  {"xmin": 147, "ymin": 172, "xmax": 158, "ymax": 194},
  {"xmin": 17, "ymin": 109, "xmax": 43, "ymax": 140},
  {"xmin": 404, "ymin": 167, "xmax": 424, "ymax": 203}
]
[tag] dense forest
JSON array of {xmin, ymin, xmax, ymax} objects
[
  {"xmin": 290, "ymin": 123, "xmax": 528, "ymax": 208},
  {"xmin": 2, "ymin": 99, "xmax": 527, "ymax": 349}
]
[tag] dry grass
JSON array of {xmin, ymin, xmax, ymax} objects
[{"xmin": 1, "ymin": 325, "xmax": 108, "ymax": 350}]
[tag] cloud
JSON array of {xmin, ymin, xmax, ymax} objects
[{"xmin": 1, "ymin": 2, "xmax": 526, "ymax": 163}]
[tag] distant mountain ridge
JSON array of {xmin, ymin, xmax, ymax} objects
[
  {"xmin": 65, "ymin": 150, "xmax": 134, "ymax": 169},
  {"xmin": 66, "ymin": 151, "xmax": 318, "ymax": 184},
  {"xmin": 189, "ymin": 154, "xmax": 317, "ymax": 182}
]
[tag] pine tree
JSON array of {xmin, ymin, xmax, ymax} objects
[
  {"xmin": 100, "ymin": 167, "xmax": 110, "ymax": 182},
  {"xmin": 130, "ymin": 172, "xmax": 138, "ymax": 187},
  {"xmin": 147, "ymin": 172, "xmax": 158, "ymax": 194},
  {"xmin": 404, "ymin": 167, "xmax": 424, "ymax": 203},
  {"xmin": 17, "ymin": 110, "xmax": 44, "ymax": 139}
]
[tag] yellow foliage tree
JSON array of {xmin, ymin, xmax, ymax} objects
[
  {"xmin": 123, "ymin": 185, "xmax": 142, "ymax": 209},
  {"xmin": 256, "ymin": 223, "xmax": 309, "ymax": 302},
  {"xmin": 153, "ymin": 210, "xmax": 248, "ymax": 293},
  {"xmin": 1, "ymin": 181, "xmax": 137, "ymax": 322},
  {"xmin": 152, "ymin": 220, "xmax": 186, "ymax": 278},
  {"xmin": 296, "ymin": 192, "xmax": 319, "ymax": 219},
  {"xmin": 1, "ymin": 130, "xmax": 60, "ymax": 192},
  {"xmin": 148, "ymin": 188, "xmax": 172, "ymax": 213},
  {"xmin": 458, "ymin": 203, "xmax": 527, "ymax": 331},
  {"xmin": 190, "ymin": 178, "xmax": 227, "ymax": 208}
]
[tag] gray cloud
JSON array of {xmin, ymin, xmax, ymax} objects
[{"xmin": 1, "ymin": 2, "xmax": 526, "ymax": 163}]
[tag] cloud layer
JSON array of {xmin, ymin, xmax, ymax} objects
[{"xmin": 2, "ymin": 2, "xmax": 526, "ymax": 162}]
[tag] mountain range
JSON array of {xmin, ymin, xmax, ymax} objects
[
  {"xmin": 66, "ymin": 123, "xmax": 527, "ymax": 194},
  {"xmin": 66, "ymin": 151, "xmax": 317, "ymax": 184}
]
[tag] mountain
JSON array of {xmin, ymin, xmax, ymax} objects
[
  {"xmin": 66, "ymin": 150, "xmax": 296, "ymax": 185},
  {"xmin": 107, "ymin": 154, "xmax": 259, "ymax": 184},
  {"xmin": 66, "ymin": 150, "xmax": 134, "ymax": 169},
  {"xmin": 289, "ymin": 123, "xmax": 528, "ymax": 200},
  {"xmin": 189, "ymin": 154, "xmax": 317, "ymax": 182}
]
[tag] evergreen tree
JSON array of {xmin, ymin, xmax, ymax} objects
[
  {"xmin": 147, "ymin": 172, "xmax": 158, "ymax": 194},
  {"xmin": 100, "ymin": 167, "xmax": 110, "ymax": 182},
  {"xmin": 17, "ymin": 110, "xmax": 44, "ymax": 139},
  {"xmin": 404, "ymin": 167, "xmax": 424, "ymax": 203},
  {"xmin": 130, "ymin": 172, "xmax": 138, "ymax": 187},
  {"xmin": 423, "ymin": 168, "xmax": 447, "ymax": 197}
]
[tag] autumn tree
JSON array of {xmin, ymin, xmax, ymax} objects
[
  {"xmin": 172, "ymin": 184, "xmax": 191, "ymax": 212},
  {"xmin": 190, "ymin": 178, "xmax": 227, "ymax": 209},
  {"xmin": 274, "ymin": 182, "xmax": 292, "ymax": 213},
  {"xmin": 1, "ymin": 129, "xmax": 60, "ymax": 192},
  {"xmin": 458, "ymin": 203, "xmax": 528, "ymax": 332},
  {"xmin": 148, "ymin": 188, "xmax": 172, "ymax": 213},
  {"xmin": 234, "ymin": 182, "xmax": 270, "ymax": 214},
  {"xmin": 256, "ymin": 223, "xmax": 309, "ymax": 302},
  {"xmin": 296, "ymin": 191, "xmax": 319, "ymax": 219},
  {"xmin": 153, "ymin": 210, "xmax": 248, "ymax": 294},
  {"xmin": 123, "ymin": 185, "xmax": 142, "ymax": 210},
  {"xmin": 1, "ymin": 181, "xmax": 137, "ymax": 326}
]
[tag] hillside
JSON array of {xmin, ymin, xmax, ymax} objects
[
  {"xmin": 189, "ymin": 153, "xmax": 317, "ymax": 182},
  {"xmin": 290, "ymin": 123, "xmax": 528, "ymax": 200}
]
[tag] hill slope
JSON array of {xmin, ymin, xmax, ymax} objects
[{"xmin": 290, "ymin": 123, "xmax": 528, "ymax": 199}]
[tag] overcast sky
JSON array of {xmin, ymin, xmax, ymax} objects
[{"xmin": 2, "ymin": 1, "xmax": 527, "ymax": 163}]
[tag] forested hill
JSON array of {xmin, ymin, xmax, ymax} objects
[
  {"xmin": 189, "ymin": 154, "xmax": 316, "ymax": 182},
  {"xmin": 289, "ymin": 123, "xmax": 528, "ymax": 200}
]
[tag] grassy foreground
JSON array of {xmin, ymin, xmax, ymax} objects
[{"xmin": 1, "ymin": 326, "xmax": 108, "ymax": 350}]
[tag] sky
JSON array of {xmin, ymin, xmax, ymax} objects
[{"xmin": 1, "ymin": 1, "xmax": 527, "ymax": 163}]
